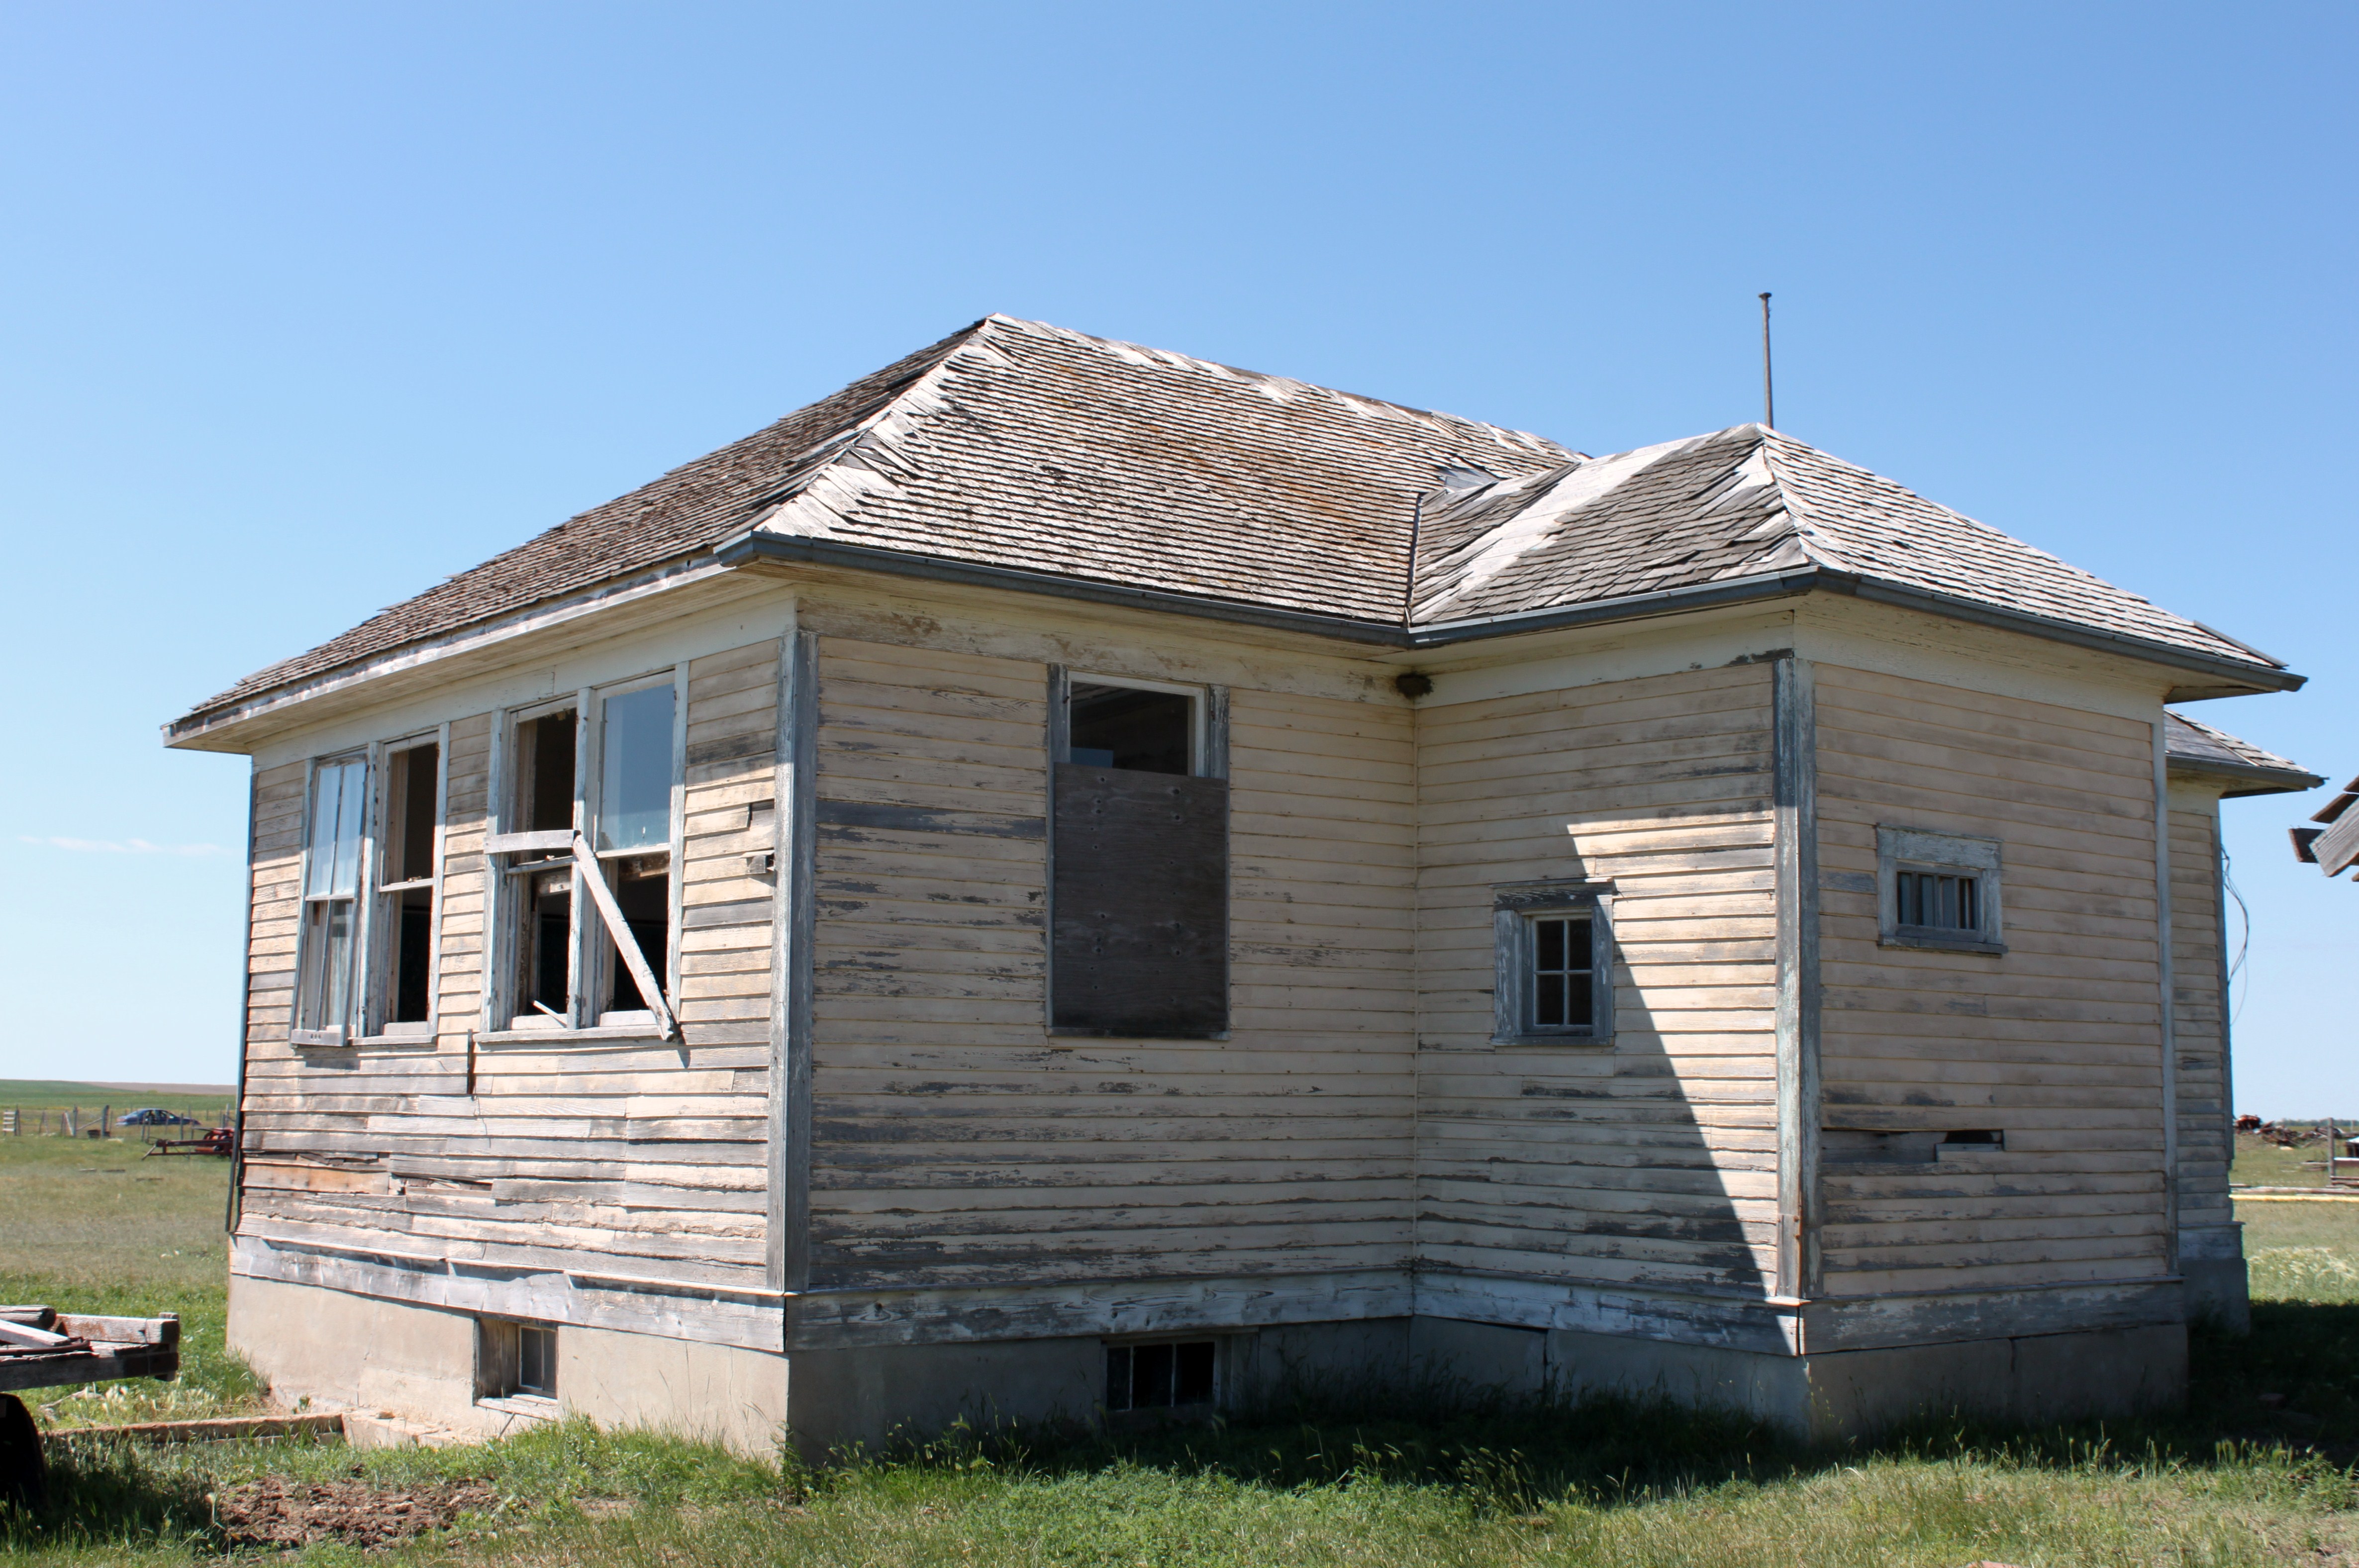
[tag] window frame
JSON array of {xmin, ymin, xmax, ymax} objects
[
  {"xmin": 489, "ymin": 694, "xmax": 588, "ymax": 1033},
  {"xmin": 1875, "ymin": 825, "xmax": 2006, "ymax": 956},
  {"xmin": 581, "ymin": 668, "xmax": 687, "ymax": 1029},
  {"xmin": 485, "ymin": 670, "xmax": 686, "ymax": 1039},
  {"xmin": 363, "ymin": 728, "xmax": 448, "ymax": 1043},
  {"xmin": 1057, "ymin": 670, "xmax": 1209, "ymax": 777},
  {"xmin": 1491, "ymin": 881, "xmax": 1616, "ymax": 1046},
  {"xmin": 1044, "ymin": 667, "xmax": 1233, "ymax": 1041},
  {"xmin": 290, "ymin": 751, "xmax": 373, "ymax": 1049}
]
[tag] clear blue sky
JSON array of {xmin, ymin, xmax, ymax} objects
[{"xmin": 2, "ymin": 3, "xmax": 2351, "ymax": 1108}]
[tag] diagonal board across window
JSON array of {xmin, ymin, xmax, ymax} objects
[{"xmin": 1049, "ymin": 672, "xmax": 1230, "ymax": 1038}]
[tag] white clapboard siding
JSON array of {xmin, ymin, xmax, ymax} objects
[
  {"xmin": 237, "ymin": 643, "xmax": 782, "ymax": 1299},
  {"xmin": 1814, "ymin": 665, "xmax": 2168, "ymax": 1292},
  {"xmin": 806, "ymin": 638, "xmax": 1417, "ymax": 1290},
  {"xmin": 1414, "ymin": 663, "xmax": 1782, "ymax": 1294}
]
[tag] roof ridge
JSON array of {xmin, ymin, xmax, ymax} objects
[
  {"xmin": 747, "ymin": 317, "xmax": 1001, "ymax": 543},
  {"xmin": 978, "ymin": 313, "xmax": 1574, "ymax": 465}
]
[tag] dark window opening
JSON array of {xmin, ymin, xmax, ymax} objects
[
  {"xmin": 1106, "ymin": 1341, "xmax": 1214, "ymax": 1413},
  {"xmin": 518, "ymin": 1324, "xmax": 557, "ymax": 1398},
  {"xmin": 605, "ymin": 855, "xmax": 672, "ymax": 1012},
  {"xmin": 390, "ymin": 745, "xmax": 439, "ymax": 883},
  {"xmin": 520, "ymin": 710, "xmax": 577, "ymax": 834},
  {"xmin": 1896, "ymin": 870, "xmax": 1979, "ymax": 932},
  {"xmin": 521, "ymin": 868, "xmax": 572, "ymax": 1017},
  {"xmin": 392, "ymin": 889, "xmax": 434, "ymax": 1024},
  {"xmin": 478, "ymin": 1319, "xmax": 557, "ymax": 1402},
  {"xmin": 1069, "ymin": 683, "xmax": 1192, "ymax": 775},
  {"xmin": 1941, "ymin": 1129, "xmax": 2004, "ymax": 1150},
  {"xmin": 1531, "ymin": 914, "xmax": 1594, "ymax": 1029},
  {"xmin": 381, "ymin": 745, "xmax": 440, "ymax": 1027},
  {"xmin": 506, "ymin": 710, "xmax": 579, "ymax": 1026}
]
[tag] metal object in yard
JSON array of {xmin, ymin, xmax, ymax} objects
[
  {"xmin": 0, "ymin": 1307, "xmax": 181, "ymax": 1509},
  {"xmin": 143, "ymin": 1126, "xmax": 233, "ymax": 1159}
]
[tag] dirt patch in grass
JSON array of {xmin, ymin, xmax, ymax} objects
[{"xmin": 216, "ymin": 1473, "xmax": 501, "ymax": 1549}]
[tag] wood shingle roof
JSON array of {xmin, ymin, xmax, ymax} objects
[{"xmin": 175, "ymin": 314, "xmax": 2299, "ymax": 734}]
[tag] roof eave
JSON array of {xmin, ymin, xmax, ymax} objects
[
  {"xmin": 171, "ymin": 544, "xmax": 2304, "ymax": 748},
  {"xmin": 2165, "ymin": 757, "xmax": 2327, "ymax": 798}
]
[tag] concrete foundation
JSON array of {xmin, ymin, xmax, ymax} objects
[
  {"xmin": 230, "ymin": 1275, "xmax": 2189, "ymax": 1459},
  {"xmin": 229, "ymin": 1275, "xmax": 788, "ymax": 1457}
]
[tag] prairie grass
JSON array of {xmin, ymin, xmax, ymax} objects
[{"xmin": 8, "ymin": 1096, "xmax": 2359, "ymax": 1565}]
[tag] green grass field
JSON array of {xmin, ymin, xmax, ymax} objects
[{"xmin": 11, "ymin": 1100, "xmax": 2359, "ymax": 1565}]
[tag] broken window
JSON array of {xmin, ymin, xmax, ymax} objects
[
  {"xmin": 501, "ymin": 706, "xmax": 579, "ymax": 1028},
  {"xmin": 293, "ymin": 755, "xmax": 368, "ymax": 1044},
  {"xmin": 373, "ymin": 739, "xmax": 441, "ymax": 1036},
  {"xmin": 492, "ymin": 676, "xmax": 679, "ymax": 1034},
  {"xmin": 1491, "ymin": 882, "xmax": 1615, "ymax": 1044},
  {"xmin": 1050, "ymin": 673, "xmax": 1228, "ymax": 1038},
  {"xmin": 1877, "ymin": 826, "xmax": 2005, "ymax": 955},
  {"xmin": 1105, "ymin": 1340, "xmax": 1215, "ymax": 1413},
  {"xmin": 590, "ymin": 680, "xmax": 676, "ymax": 1023}
]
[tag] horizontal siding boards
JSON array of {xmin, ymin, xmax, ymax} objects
[
  {"xmin": 235, "ymin": 644, "xmax": 784, "ymax": 1316},
  {"xmin": 2168, "ymin": 796, "xmax": 2232, "ymax": 1230},
  {"xmin": 1414, "ymin": 664, "xmax": 1781, "ymax": 1294},
  {"xmin": 806, "ymin": 639, "xmax": 1416, "ymax": 1290},
  {"xmin": 1813, "ymin": 664, "xmax": 2168, "ymax": 1294}
]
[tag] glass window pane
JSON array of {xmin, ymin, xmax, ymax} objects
[
  {"xmin": 1069, "ymin": 684, "xmax": 1192, "ymax": 775},
  {"xmin": 598, "ymin": 685, "xmax": 675, "ymax": 852},
  {"xmin": 1536, "ymin": 973, "xmax": 1566, "ymax": 1027},
  {"xmin": 305, "ymin": 759, "xmax": 366, "ymax": 898},
  {"xmin": 1563, "ymin": 916, "xmax": 1592, "ymax": 975},
  {"xmin": 1566, "ymin": 973, "xmax": 1593, "ymax": 1028},
  {"xmin": 1536, "ymin": 917, "xmax": 1565, "ymax": 971}
]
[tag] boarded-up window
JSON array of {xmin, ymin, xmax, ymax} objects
[{"xmin": 1050, "ymin": 674, "xmax": 1228, "ymax": 1038}]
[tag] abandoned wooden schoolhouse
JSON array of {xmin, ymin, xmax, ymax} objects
[{"xmin": 167, "ymin": 315, "xmax": 2320, "ymax": 1453}]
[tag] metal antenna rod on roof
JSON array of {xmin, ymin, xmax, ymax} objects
[{"xmin": 1758, "ymin": 292, "xmax": 1775, "ymax": 430}]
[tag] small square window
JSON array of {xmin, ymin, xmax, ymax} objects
[
  {"xmin": 1877, "ymin": 826, "xmax": 2004, "ymax": 955},
  {"xmin": 1492, "ymin": 882, "xmax": 1615, "ymax": 1045},
  {"xmin": 477, "ymin": 1318, "xmax": 558, "ymax": 1403},
  {"xmin": 1106, "ymin": 1340, "xmax": 1216, "ymax": 1413}
]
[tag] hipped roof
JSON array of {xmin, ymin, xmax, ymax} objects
[{"xmin": 173, "ymin": 313, "xmax": 2299, "ymax": 737}]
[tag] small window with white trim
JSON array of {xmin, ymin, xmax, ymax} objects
[
  {"xmin": 1876, "ymin": 825, "xmax": 2004, "ymax": 955},
  {"xmin": 293, "ymin": 754, "xmax": 369, "ymax": 1045},
  {"xmin": 1492, "ymin": 882, "xmax": 1615, "ymax": 1044}
]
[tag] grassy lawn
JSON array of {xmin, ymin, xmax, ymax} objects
[{"xmin": 10, "ymin": 1097, "xmax": 2359, "ymax": 1564}]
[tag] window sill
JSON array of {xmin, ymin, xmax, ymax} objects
[
  {"xmin": 289, "ymin": 1029, "xmax": 349, "ymax": 1049},
  {"xmin": 351, "ymin": 1032, "xmax": 440, "ymax": 1050},
  {"xmin": 1491, "ymin": 1032, "xmax": 1614, "ymax": 1048},
  {"xmin": 475, "ymin": 1393, "xmax": 559, "ymax": 1421},
  {"xmin": 476, "ymin": 1024, "xmax": 671, "ymax": 1047},
  {"xmin": 1879, "ymin": 931, "xmax": 2007, "ymax": 957}
]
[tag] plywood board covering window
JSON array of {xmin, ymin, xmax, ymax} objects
[{"xmin": 1050, "ymin": 672, "xmax": 1229, "ymax": 1039}]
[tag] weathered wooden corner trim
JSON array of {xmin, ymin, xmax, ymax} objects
[
  {"xmin": 1042, "ymin": 665, "xmax": 1070, "ymax": 1034},
  {"xmin": 1772, "ymin": 654, "xmax": 1823, "ymax": 1301},
  {"xmin": 2153, "ymin": 718, "xmax": 2179, "ymax": 1274},
  {"xmin": 771, "ymin": 627, "xmax": 818, "ymax": 1294},
  {"xmin": 227, "ymin": 760, "xmax": 259, "ymax": 1237}
]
